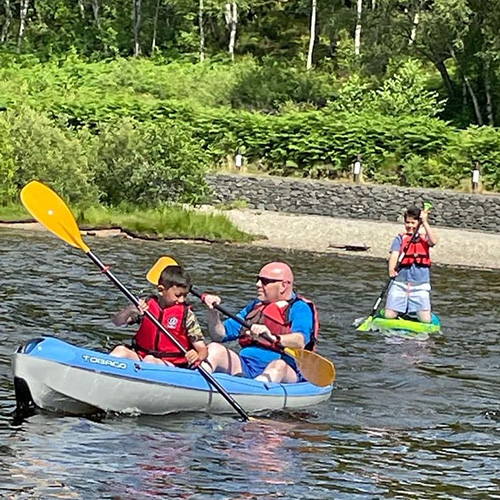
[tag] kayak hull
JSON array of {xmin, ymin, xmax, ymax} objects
[{"xmin": 12, "ymin": 337, "xmax": 333, "ymax": 417}]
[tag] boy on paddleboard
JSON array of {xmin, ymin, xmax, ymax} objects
[
  {"xmin": 110, "ymin": 265, "xmax": 208, "ymax": 367},
  {"xmin": 384, "ymin": 206, "xmax": 439, "ymax": 323}
]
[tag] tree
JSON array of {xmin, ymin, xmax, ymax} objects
[{"xmin": 306, "ymin": 0, "xmax": 317, "ymax": 69}]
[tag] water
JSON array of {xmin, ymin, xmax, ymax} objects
[{"xmin": 1, "ymin": 228, "xmax": 499, "ymax": 499}]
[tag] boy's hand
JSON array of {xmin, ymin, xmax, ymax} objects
[
  {"xmin": 185, "ymin": 349, "xmax": 200, "ymax": 365},
  {"xmin": 420, "ymin": 209, "xmax": 429, "ymax": 224},
  {"xmin": 137, "ymin": 299, "xmax": 149, "ymax": 315},
  {"xmin": 389, "ymin": 268, "xmax": 399, "ymax": 278}
]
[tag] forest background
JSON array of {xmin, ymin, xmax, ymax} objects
[{"xmin": 1, "ymin": 0, "xmax": 500, "ymax": 212}]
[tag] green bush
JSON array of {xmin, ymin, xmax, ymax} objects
[
  {"xmin": 0, "ymin": 108, "xmax": 98, "ymax": 206},
  {"xmin": 92, "ymin": 118, "xmax": 210, "ymax": 207}
]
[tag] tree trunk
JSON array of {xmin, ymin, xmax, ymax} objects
[
  {"xmin": 77, "ymin": 0, "xmax": 85, "ymax": 19},
  {"xmin": 450, "ymin": 47, "xmax": 483, "ymax": 125},
  {"xmin": 434, "ymin": 59, "xmax": 454, "ymax": 95},
  {"xmin": 199, "ymin": 0, "xmax": 205, "ymax": 62},
  {"xmin": 133, "ymin": 0, "xmax": 142, "ymax": 57},
  {"xmin": 464, "ymin": 73, "xmax": 483, "ymax": 125},
  {"xmin": 306, "ymin": 0, "xmax": 317, "ymax": 70},
  {"xmin": 354, "ymin": 0, "xmax": 362, "ymax": 56},
  {"xmin": 91, "ymin": 0, "xmax": 101, "ymax": 29},
  {"xmin": 484, "ymin": 59, "xmax": 494, "ymax": 126},
  {"xmin": 151, "ymin": 0, "xmax": 160, "ymax": 53},
  {"xmin": 409, "ymin": 9, "xmax": 419, "ymax": 46},
  {"xmin": 224, "ymin": 2, "xmax": 237, "ymax": 61},
  {"xmin": 1, "ymin": 0, "xmax": 12, "ymax": 43},
  {"xmin": 17, "ymin": 0, "xmax": 29, "ymax": 53}
]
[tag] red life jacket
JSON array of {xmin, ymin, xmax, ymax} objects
[
  {"xmin": 132, "ymin": 297, "xmax": 191, "ymax": 365},
  {"xmin": 399, "ymin": 233, "xmax": 431, "ymax": 267},
  {"xmin": 239, "ymin": 295, "xmax": 319, "ymax": 351}
]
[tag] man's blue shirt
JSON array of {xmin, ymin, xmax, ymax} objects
[{"xmin": 221, "ymin": 293, "xmax": 314, "ymax": 377}]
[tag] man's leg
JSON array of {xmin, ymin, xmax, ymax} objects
[
  {"xmin": 254, "ymin": 359, "xmax": 298, "ymax": 384},
  {"xmin": 203, "ymin": 342, "xmax": 243, "ymax": 375}
]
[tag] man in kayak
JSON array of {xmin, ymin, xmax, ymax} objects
[
  {"xmin": 110, "ymin": 265, "xmax": 208, "ymax": 367},
  {"xmin": 384, "ymin": 206, "xmax": 439, "ymax": 323},
  {"xmin": 202, "ymin": 261, "xmax": 318, "ymax": 383}
]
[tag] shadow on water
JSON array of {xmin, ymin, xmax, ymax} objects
[{"xmin": 1, "ymin": 228, "xmax": 499, "ymax": 499}]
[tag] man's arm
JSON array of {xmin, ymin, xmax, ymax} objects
[
  {"xmin": 284, "ymin": 301, "xmax": 313, "ymax": 349},
  {"xmin": 112, "ymin": 304, "xmax": 141, "ymax": 326}
]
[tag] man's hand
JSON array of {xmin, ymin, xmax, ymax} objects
[
  {"xmin": 202, "ymin": 294, "xmax": 221, "ymax": 310},
  {"xmin": 249, "ymin": 324, "xmax": 271, "ymax": 338}
]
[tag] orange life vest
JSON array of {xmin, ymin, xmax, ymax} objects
[
  {"xmin": 132, "ymin": 297, "xmax": 191, "ymax": 365},
  {"xmin": 399, "ymin": 233, "xmax": 431, "ymax": 267},
  {"xmin": 239, "ymin": 295, "xmax": 319, "ymax": 351}
]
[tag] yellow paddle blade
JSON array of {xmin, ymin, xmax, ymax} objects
[
  {"xmin": 284, "ymin": 348, "xmax": 336, "ymax": 387},
  {"xmin": 356, "ymin": 316, "xmax": 373, "ymax": 332},
  {"xmin": 20, "ymin": 181, "xmax": 90, "ymax": 253},
  {"xmin": 146, "ymin": 256, "xmax": 179, "ymax": 284}
]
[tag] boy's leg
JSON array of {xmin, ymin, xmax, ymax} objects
[
  {"xmin": 416, "ymin": 310, "xmax": 432, "ymax": 323},
  {"xmin": 202, "ymin": 342, "xmax": 243, "ymax": 375},
  {"xmin": 142, "ymin": 355, "xmax": 174, "ymax": 366},
  {"xmin": 408, "ymin": 283, "xmax": 432, "ymax": 323},
  {"xmin": 384, "ymin": 281, "xmax": 408, "ymax": 319},
  {"xmin": 109, "ymin": 345, "xmax": 141, "ymax": 360}
]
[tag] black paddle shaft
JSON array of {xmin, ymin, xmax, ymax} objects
[
  {"xmin": 86, "ymin": 251, "xmax": 251, "ymax": 421},
  {"xmin": 190, "ymin": 287, "xmax": 277, "ymax": 345}
]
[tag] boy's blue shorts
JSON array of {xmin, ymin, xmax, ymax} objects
[{"xmin": 386, "ymin": 281, "xmax": 431, "ymax": 313}]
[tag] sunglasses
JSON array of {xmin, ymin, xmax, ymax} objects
[{"xmin": 256, "ymin": 276, "xmax": 284, "ymax": 286}]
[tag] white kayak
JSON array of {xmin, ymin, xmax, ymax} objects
[{"xmin": 12, "ymin": 337, "xmax": 333, "ymax": 417}]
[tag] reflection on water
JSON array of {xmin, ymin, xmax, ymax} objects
[{"xmin": 0, "ymin": 228, "xmax": 499, "ymax": 499}]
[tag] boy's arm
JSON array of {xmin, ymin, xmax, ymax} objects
[
  {"xmin": 187, "ymin": 340, "xmax": 208, "ymax": 363},
  {"xmin": 420, "ymin": 210, "xmax": 439, "ymax": 246},
  {"xmin": 388, "ymin": 251, "xmax": 400, "ymax": 277},
  {"xmin": 185, "ymin": 310, "xmax": 208, "ymax": 363},
  {"xmin": 388, "ymin": 235, "xmax": 402, "ymax": 277}
]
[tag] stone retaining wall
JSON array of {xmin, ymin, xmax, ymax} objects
[{"xmin": 207, "ymin": 174, "xmax": 500, "ymax": 233}]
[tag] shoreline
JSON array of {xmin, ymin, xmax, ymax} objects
[{"xmin": 2, "ymin": 209, "xmax": 500, "ymax": 270}]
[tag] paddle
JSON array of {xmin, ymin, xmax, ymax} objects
[
  {"xmin": 356, "ymin": 202, "xmax": 432, "ymax": 332},
  {"xmin": 147, "ymin": 256, "xmax": 336, "ymax": 387},
  {"xmin": 20, "ymin": 181, "xmax": 251, "ymax": 422}
]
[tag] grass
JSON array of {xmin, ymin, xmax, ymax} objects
[
  {"xmin": 0, "ymin": 204, "xmax": 31, "ymax": 221},
  {"xmin": 0, "ymin": 203, "xmax": 255, "ymax": 243},
  {"xmin": 77, "ymin": 205, "xmax": 255, "ymax": 242}
]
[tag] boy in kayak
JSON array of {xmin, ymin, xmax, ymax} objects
[
  {"xmin": 201, "ymin": 261, "xmax": 318, "ymax": 383},
  {"xmin": 110, "ymin": 265, "xmax": 208, "ymax": 367},
  {"xmin": 384, "ymin": 206, "xmax": 439, "ymax": 323}
]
